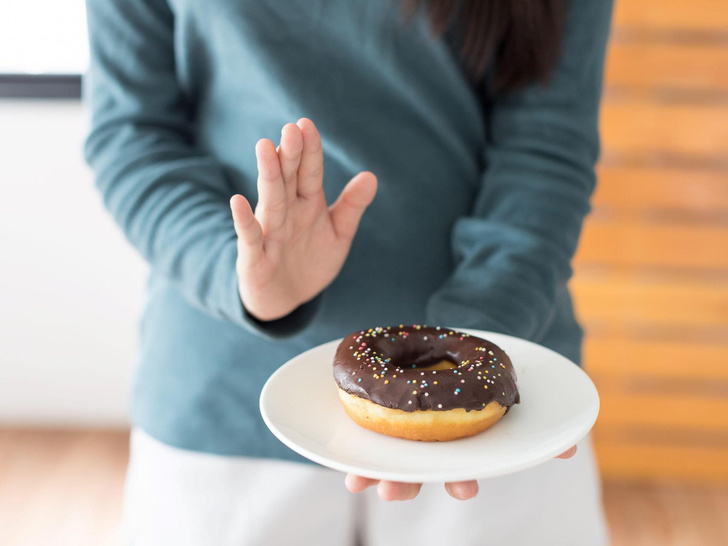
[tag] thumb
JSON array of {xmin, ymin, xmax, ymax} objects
[
  {"xmin": 329, "ymin": 172, "xmax": 377, "ymax": 241},
  {"xmin": 230, "ymin": 194, "xmax": 264, "ymax": 264}
]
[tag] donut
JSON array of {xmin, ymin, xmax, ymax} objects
[{"xmin": 332, "ymin": 325, "xmax": 519, "ymax": 441}]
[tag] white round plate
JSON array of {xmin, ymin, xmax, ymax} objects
[{"xmin": 260, "ymin": 329, "xmax": 599, "ymax": 483}]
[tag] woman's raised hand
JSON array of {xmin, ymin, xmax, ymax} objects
[
  {"xmin": 345, "ymin": 445, "xmax": 578, "ymax": 501},
  {"xmin": 230, "ymin": 119, "xmax": 377, "ymax": 321}
]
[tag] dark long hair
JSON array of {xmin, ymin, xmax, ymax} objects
[{"xmin": 403, "ymin": 0, "xmax": 566, "ymax": 92}]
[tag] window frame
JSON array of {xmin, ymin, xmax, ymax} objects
[{"xmin": 0, "ymin": 74, "xmax": 82, "ymax": 99}]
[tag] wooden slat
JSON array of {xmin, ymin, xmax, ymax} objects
[
  {"xmin": 570, "ymin": 276, "xmax": 728, "ymax": 328},
  {"xmin": 594, "ymin": 439, "xmax": 728, "ymax": 483},
  {"xmin": 601, "ymin": 102, "xmax": 728, "ymax": 158},
  {"xmin": 576, "ymin": 221, "xmax": 728, "ymax": 270},
  {"xmin": 594, "ymin": 166, "xmax": 728, "ymax": 214},
  {"xmin": 597, "ymin": 391, "xmax": 728, "ymax": 432},
  {"xmin": 583, "ymin": 338, "xmax": 728, "ymax": 382},
  {"xmin": 588, "ymin": 0, "xmax": 728, "ymax": 487},
  {"xmin": 606, "ymin": 42, "xmax": 728, "ymax": 93},
  {"xmin": 614, "ymin": 0, "xmax": 728, "ymax": 33}
]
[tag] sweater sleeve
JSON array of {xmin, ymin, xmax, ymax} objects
[
  {"xmin": 426, "ymin": 0, "xmax": 613, "ymax": 341},
  {"xmin": 83, "ymin": 0, "xmax": 321, "ymax": 338}
]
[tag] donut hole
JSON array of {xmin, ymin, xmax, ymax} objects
[
  {"xmin": 418, "ymin": 359, "xmax": 458, "ymax": 371},
  {"xmin": 385, "ymin": 347, "xmax": 462, "ymax": 370}
]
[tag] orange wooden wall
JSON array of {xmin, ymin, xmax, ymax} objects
[{"xmin": 572, "ymin": 0, "xmax": 728, "ymax": 483}]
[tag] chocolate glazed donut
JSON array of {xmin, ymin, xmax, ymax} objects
[{"xmin": 333, "ymin": 325, "xmax": 520, "ymax": 441}]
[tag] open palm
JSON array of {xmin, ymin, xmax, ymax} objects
[{"xmin": 230, "ymin": 118, "xmax": 377, "ymax": 321}]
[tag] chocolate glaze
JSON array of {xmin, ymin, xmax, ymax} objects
[{"xmin": 333, "ymin": 326, "xmax": 520, "ymax": 413}]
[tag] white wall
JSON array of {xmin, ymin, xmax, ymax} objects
[{"xmin": 0, "ymin": 100, "xmax": 147, "ymax": 426}]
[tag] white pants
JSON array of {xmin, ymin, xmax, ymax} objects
[{"xmin": 124, "ymin": 429, "xmax": 609, "ymax": 546}]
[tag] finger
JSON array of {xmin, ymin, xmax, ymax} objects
[
  {"xmin": 377, "ymin": 480, "xmax": 423, "ymax": 502},
  {"xmin": 444, "ymin": 480, "xmax": 479, "ymax": 500},
  {"xmin": 295, "ymin": 118, "xmax": 324, "ymax": 199},
  {"xmin": 556, "ymin": 445, "xmax": 577, "ymax": 459},
  {"xmin": 345, "ymin": 474, "xmax": 380, "ymax": 493},
  {"xmin": 230, "ymin": 194, "xmax": 264, "ymax": 264},
  {"xmin": 278, "ymin": 123, "xmax": 303, "ymax": 203},
  {"xmin": 254, "ymin": 138, "xmax": 287, "ymax": 235},
  {"xmin": 329, "ymin": 171, "xmax": 377, "ymax": 241}
]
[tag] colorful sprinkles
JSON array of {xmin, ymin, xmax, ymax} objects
[{"xmin": 335, "ymin": 325, "xmax": 518, "ymax": 412}]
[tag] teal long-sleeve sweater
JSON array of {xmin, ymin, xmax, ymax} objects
[{"xmin": 84, "ymin": 0, "xmax": 613, "ymax": 460}]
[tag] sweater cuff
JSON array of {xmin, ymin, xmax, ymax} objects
[{"xmin": 240, "ymin": 294, "xmax": 324, "ymax": 340}]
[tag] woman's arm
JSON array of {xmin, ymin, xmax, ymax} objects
[
  {"xmin": 350, "ymin": 0, "xmax": 613, "ymax": 501},
  {"xmin": 84, "ymin": 0, "xmax": 375, "ymax": 336},
  {"xmin": 85, "ymin": 0, "xmax": 253, "ymax": 326},
  {"xmin": 426, "ymin": 0, "xmax": 614, "ymax": 343}
]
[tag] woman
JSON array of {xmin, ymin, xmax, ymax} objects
[{"xmin": 84, "ymin": 0, "xmax": 613, "ymax": 544}]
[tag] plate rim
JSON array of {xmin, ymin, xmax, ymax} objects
[{"xmin": 260, "ymin": 329, "xmax": 600, "ymax": 483}]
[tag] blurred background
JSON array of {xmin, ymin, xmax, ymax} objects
[{"xmin": 0, "ymin": 1, "xmax": 726, "ymax": 545}]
